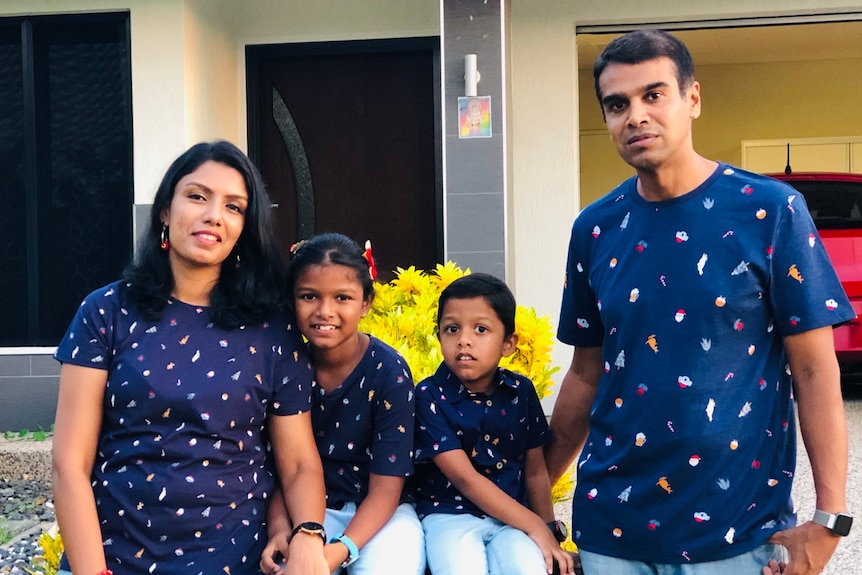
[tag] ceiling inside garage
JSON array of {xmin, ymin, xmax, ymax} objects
[{"xmin": 577, "ymin": 20, "xmax": 862, "ymax": 69}]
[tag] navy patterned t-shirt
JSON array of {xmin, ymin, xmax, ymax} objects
[
  {"xmin": 54, "ymin": 280, "xmax": 313, "ymax": 575},
  {"xmin": 558, "ymin": 164, "xmax": 854, "ymax": 564},
  {"xmin": 413, "ymin": 363, "xmax": 550, "ymax": 518},
  {"xmin": 312, "ymin": 336, "xmax": 415, "ymax": 506}
]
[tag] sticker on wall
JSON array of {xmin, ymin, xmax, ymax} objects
[{"xmin": 458, "ymin": 96, "xmax": 491, "ymax": 138}]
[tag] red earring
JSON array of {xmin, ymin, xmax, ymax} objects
[{"xmin": 160, "ymin": 224, "xmax": 170, "ymax": 251}]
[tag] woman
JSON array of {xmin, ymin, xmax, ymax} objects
[{"xmin": 52, "ymin": 141, "xmax": 328, "ymax": 575}]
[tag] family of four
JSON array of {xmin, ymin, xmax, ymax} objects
[{"xmin": 52, "ymin": 29, "xmax": 850, "ymax": 575}]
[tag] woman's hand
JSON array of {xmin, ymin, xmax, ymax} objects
[{"xmin": 259, "ymin": 530, "xmax": 290, "ymax": 575}]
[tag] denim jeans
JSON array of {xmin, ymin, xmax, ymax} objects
[
  {"xmin": 325, "ymin": 502, "xmax": 425, "ymax": 575},
  {"xmin": 422, "ymin": 513, "xmax": 546, "ymax": 575},
  {"xmin": 578, "ymin": 544, "xmax": 788, "ymax": 575}
]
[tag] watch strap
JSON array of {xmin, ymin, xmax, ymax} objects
[
  {"xmin": 290, "ymin": 521, "xmax": 326, "ymax": 543},
  {"xmin": 813, "ymin": 509, "xmax": 852, "ymax": 536},
  {"xmin": 332, "ymin": 532, "xmax": 360, "ymax": 567}
]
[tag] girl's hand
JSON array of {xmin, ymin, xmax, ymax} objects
[
  {"xmin": 283, "ymin": 532, "xmax": 328, "ymax": 575},
  {"xmin": 323, "ymin": 542, "xmax": 350, "ymax": 572},
  {"xmin": 526, "ymin": 521, "xmax": 575, "ymax": 575},
  {"xmin": 260, "ymin": 530, "xmax": 290, "ymax": 575}
]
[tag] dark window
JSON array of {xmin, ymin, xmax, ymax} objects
[
  {"xmin": 783, "ymin": 181, "xmax": 862, "ymax": 230},
  {"xmin": 0, "ymin": 13, "xmax": 132, "ymax": 346}
]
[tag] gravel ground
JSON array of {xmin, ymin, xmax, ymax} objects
[{"xmin": 0, "ymin": 480, "xmax": 55, "ymax": 575}]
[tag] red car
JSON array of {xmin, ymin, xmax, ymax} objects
[{"xmin": 769, "ymin": 172, "xmax": 862, "ymax": 371}]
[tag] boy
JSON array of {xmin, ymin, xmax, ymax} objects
[{"xmin": 414, "ymin": 273, "xmax": 574, "ymax": 575}]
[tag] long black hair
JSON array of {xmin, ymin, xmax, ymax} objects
[
  {"xmin": 285, "ymin": 233, "xmax": 374, "ymax": 306},
  {"xmin": 124, "ymin": 140, "xmax": 285, "ymax": 328}
]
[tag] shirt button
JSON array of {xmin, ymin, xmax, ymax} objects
[
  {"xmin": 496, "ymin": 462, "xmax": 504, "ymax": 469},
  {"xmin": 484, "ymin": 434, "xmax": 490, "ymax": 441},
  {"xmin": 486, "ymin": 400, "xmax": 492, "ymax": 406}
]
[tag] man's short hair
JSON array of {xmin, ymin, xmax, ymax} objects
[{"xmin": 593, "ymin": 29, "xmax": 695, "ymax": 103}]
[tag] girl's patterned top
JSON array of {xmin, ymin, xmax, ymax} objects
[
  {"xmin": 558, "ymin": 164, "xmax": 854, "ymax": 563},
  {"xmin": 311, "ymin": 336, "xmax": 415, "ymax": 506},
  {"xmin": 413, "ymin": 363, "xmax": 550, "ymax": 518},
  {"xmin": 54, "ymin": 280, "xmax": 314, "ymax": 575}
]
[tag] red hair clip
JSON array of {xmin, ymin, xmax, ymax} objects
[
  {"xmin": 363, "ymin": 240, "xmax": 378, "ymax": 280},
  {"xmin": 289, "ymin": 240, "xmax": 305, "ymax": 256}
]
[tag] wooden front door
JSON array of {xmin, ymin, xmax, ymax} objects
[{"xmin": 247, "ymin": 38, "xmax": 441, "ymax": 279}]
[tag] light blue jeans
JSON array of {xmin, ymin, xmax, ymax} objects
[
  {"xmin": 422, "ymin": 513, "xmax": 546, "ymax": 575},
  {"xmin": 325, "ymin": 502, "xmax": 425, "ymax": 575},
  {"xmin": 578, "ymin": 544, "xmax": 788, "ymax": 574}
]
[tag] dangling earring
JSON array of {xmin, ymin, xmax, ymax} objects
[
  {"xmin": 160, "ymin": 224, "xmax": 170, "ymax": 251},
  {"xmin": 235, "ymin": 253, "xmax": 241, "ymax": 269}
]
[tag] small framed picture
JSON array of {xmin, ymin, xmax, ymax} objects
[{"xmin": 458, "ymin": 96, "xmax": 491, "ymax": 139}]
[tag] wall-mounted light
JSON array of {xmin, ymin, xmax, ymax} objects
[{"xmin": 464, "ymin": 53, "xmax": 480, "ymax": 97}]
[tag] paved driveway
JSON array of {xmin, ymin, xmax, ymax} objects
[{"xmin": 792, "ymin": 383, "xmax": 862, "ymax": 574}]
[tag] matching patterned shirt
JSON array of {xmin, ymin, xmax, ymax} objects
[
  {"xmin": 312, "ymin": 336, "xmax": 415, "ymax": 506},
  {"xmin": 54, "ymin": 280, "xmax": 314, "ymax": 575},
  {"xmin": 558, "ymin": 164, "xmax": 854, "ymax": 563},
  {"xmin": 413, "ymin": 363, "xmax": 550, "ymax": 518}
]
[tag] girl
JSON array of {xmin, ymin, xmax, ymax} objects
[
  {"xmin": 262, "ymin": 233, "xmax": 425, "ymax": 575},
  {"xmin": 52, "ymin": 141, "xmax": 328, "ymax": 575}
]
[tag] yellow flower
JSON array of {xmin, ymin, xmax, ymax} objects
[{"xmin": 430, "ymin": 261, "xmax": 470, "ymax": 291}]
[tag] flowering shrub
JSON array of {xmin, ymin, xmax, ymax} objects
[
  {"xmin": 359, "ymin": 262, "xmax": 560, "ymax": 398},
  {"xmin": 26, "ymin": 525, "xmax": 62, "ymax": 575}
]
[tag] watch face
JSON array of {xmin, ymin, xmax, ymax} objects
[
  {"xmin": 291, "ymin": 521, "xmax": 326, "ymax": 542},
  {"xmin": 548, "ymin": 520, "xmax": 568, "ymax": 542},
  {"xmin": 834, "ymin": 514, "xmax": 853, "ymax": 536}
]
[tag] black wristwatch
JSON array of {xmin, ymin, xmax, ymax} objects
[
  {"xmin": 547, "ymin": 520, "xmax": 568, "ymax": 543},
  {"xmin": 812, "ymin": 509, "xmax": 853, "ymax": 536},
  {"xmin": 290, "ymin": 521, "xmax": 326, "ymax": 543}
]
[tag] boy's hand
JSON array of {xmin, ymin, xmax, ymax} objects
[
  {"xmin": 260, "ymin": 530, "xmax": 290, "ymax": 575},
  {"xmin": 527, "ymin": 521, "xmax": 576, "ymax": 575},
  {"xmin": 762, "ymin": 558, "xmax": 787, "ymax": 574}
]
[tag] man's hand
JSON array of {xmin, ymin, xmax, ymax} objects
[{"xmin": 767, "ymin": 522, "xmax": 841, "ymax": 575}]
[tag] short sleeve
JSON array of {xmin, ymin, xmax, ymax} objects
[
  {"xmin": 369, "ymin": 359, "xmax": 415, "ymax": 476},
  {"xmin": 523, "ymin": 378, "xmax": 551, "ymax": 450},
  {"xmin": 414, "ymin": 381, "xmax": 462, "ymax": 461},
  {"xmin": 558, "ymin": 218, "xmax": 605, "ymax": 347},
  {"xmin": 54, "ymin": 284, "xmax": 118, "ymax": 370},
  {"xmin": 270, "ymin": 319, "xmax": 314, "ymax": 416},
  {"xmin": 769, "ymin": 195, "xmax": 855, "ymax": 336}
]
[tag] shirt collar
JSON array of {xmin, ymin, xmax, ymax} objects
[{"xmin": 432, "ymin": 362, "xmax": 520, "ymax": 403}]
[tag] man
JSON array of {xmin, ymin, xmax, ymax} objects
[{"xmin": 546, "ymin": 29, "xmax": 853, "ymax": 575}]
